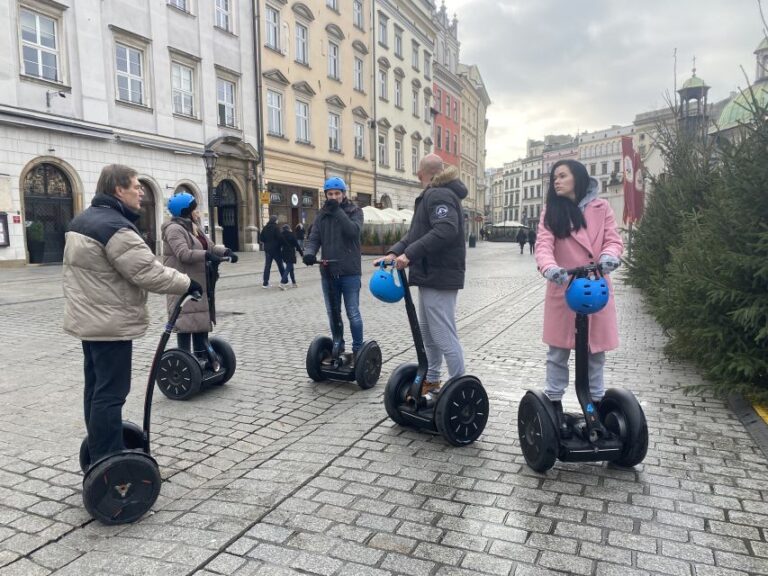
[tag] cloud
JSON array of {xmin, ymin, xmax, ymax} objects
[{"xmin": 443, "ymin": 0, "xmax": 764, "ymax": 165}]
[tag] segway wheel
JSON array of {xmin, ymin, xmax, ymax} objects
[
  {"xmin": 79, "ymin": 421, "xmax": 145, "ymax": 473},
  {"xmin": 599, "ymin": 388, "xmax": 649, "ymax": 468},
  {"xmin": 384, "ymin": 363, "xmax": 418, "ymax": 426},
  {"xmin": 82, "ymin": 452, "xmax": 161, "ymax": 525},
  {"xmin": 435, "ymin": 376, "xmax": 489, "ymax": 446},
  {"xmin": 354, "ymin": 342, "xmax": 382, "ymax": 390},
  {"xmin": 209, "ymin": 337, "xmax": 236, "ymax": 385},
  {"xmin": 156, "ymin": 350, "xmax": 202, "ymax": 400},
  {"xmin": 517, "ymin": 391, "xmax": 559, "ymax": 472},
  {"xmin": 306, "ymin": 336, "xmax": 332, "ymax": 382}
]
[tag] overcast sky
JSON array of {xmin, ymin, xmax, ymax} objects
[{"xmin": 441, "ymin": 0, "xmax": 765, "ymax": 167}]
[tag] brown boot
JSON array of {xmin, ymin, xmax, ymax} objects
[{"xmin": 421, "ymin": 380, "xmax": 442, "ymax": 396}]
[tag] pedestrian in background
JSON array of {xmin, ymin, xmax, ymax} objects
[
  {"xmin": 374, "ymin": 153, "xmax": 468, "ymax": 398},
  {"xmin": 260, "ymin": 215, "xmax": 286, "ymax": 288},
  {"xmin": 295, "ymin": 223, "xmax": 305, "ymax": 252},
  {"xmin": 527, "ymin": 227, "xmax": 537, "ymax": 254},
  {"xmin": 280, "ymin": 224, "xmax": 303, "ymax": 289},
  {"xmin": 516, "ymin": 227, "xmax": 527, "ymax": 254},
  {"xmin": 162, "ymin": 192, "xmax": 237, "ymax": 369},
  {"xmin": 303, "ymin": 177, "xmax": 365, "ymax": 364},
  {"xmin": 63, "ymin": 164, "xmax": 195, "ymax": 464},
  {"xmin": 535, "ymin": 159, "xmax": 623, "ymax": 428}
]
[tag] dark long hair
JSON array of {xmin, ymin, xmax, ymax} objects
[{"xmin": 543, "ymin": 160, "xmax": 590, "ymax": 239}]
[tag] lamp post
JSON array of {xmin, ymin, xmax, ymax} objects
[{"xmin": 202, "ymin": 149, "xmax": 218, "ymax": 243}]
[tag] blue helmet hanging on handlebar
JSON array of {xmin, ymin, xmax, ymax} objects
[
  {"xmin": 323, "ymin": 176, "xmax": 347, "ymax": 193},
  {"xmin": 565, "ymin": 275, "xmax": 609, "ymax": 315},
  {"xmin": 369, "ymin": 262, "xmax": 404, "ymax": 303},
  {"xmin": 167, "ymin": 192, "xmax": 197, "ymax": 217}
]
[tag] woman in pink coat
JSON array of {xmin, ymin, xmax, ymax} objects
[{"xmin": 534, "ymin": 160, "xmax": 623, "ymax": 421}]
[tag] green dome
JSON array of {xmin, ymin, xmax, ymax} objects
[
  {"xmin": 756, "ymin": 37, "xmax": 768, "ymax": 53},
  {"xmin": 717, "ymin": 81, "xmax": 768, "ymax": 130},
  {"xmin": 681, "ymin": 74, "xmax": 708, "ymax": 90}
]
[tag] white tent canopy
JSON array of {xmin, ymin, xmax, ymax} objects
[
  {"xmin": 492, "ymin": 220, "xmax": 525, "ymax": 228},
  {"xmin": 363, "ymin": 206, "xmax": 412, "ymax": 225}
]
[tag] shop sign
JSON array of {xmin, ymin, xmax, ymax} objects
[
  {"xmin": 270, "ymin": 192, "xmax": 283, "ymax": 204},
  {"xmin": 302, "ymin": 193, "xmax": 314, "ymax": 207},
  {"xmin": 291, "ymin": 193, "xmax": 299, "ymax": 207}
]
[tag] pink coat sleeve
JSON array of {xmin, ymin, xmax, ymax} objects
[{"xmin": 534, "ymin": 210, "xmax": 557, "ymax": 275}]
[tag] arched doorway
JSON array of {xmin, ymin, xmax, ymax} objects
[
  {"xmin": 216, "ymin": 180, "xmax": 239, "ymax": 251},
  {"xmin": 137, "ymin": 179, "xmax": 157, "ymax": 253},
  {"xmin": 379, "ymin": 194, "xmax": 392, "ymax": 209},
  {"xmin": 23, "ymin": 163, "xmax": 74, "ymax": 263}
]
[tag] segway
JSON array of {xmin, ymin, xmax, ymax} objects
[
  {"xmin": 305, "ymin": 259, "xmax": 382, "ymax": 389},
  {"xmin": 376, "ymin": 262, "xmax": 489, "ymax": 446},
  {"xmin": 78, "ymin": 290, "xmax": 201, "ymax": 524},
  {"xmin": 155, "ymin": 257, "xmax": 236, "ymax": 399},
  {"xmin": 518, "ymin": 263, "xmax": 649, "ymax": 472}
]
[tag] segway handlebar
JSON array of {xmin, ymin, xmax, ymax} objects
[{"xmin": 565, "ymin": 263, "xmax": 603, "ymax": 278}]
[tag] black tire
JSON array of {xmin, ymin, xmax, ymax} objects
[
  {"xmin": 354, "ymin": 342, "xmax": 382, "ymax": 390},
  {"xmin": 79, "ymin": 421, "xmax": 144, "ymax": 474},
  {"xmin": 156, "ymin": 350, "xmax": 202, "ymax": 400},
  {"xmin": 435, "ymin": 376, "xmax": 489, "ymax": 446},
  {"xmin": 82, "ymin": 452, "xmax": 161, "ymax": 525},
  {"xmin": 384, "ymin": 363, "xmax": 418, "ymax": 425},
  {"xmin": 599, "ymin": 388, "xmax": 649, "ymax": 468},
  {"xmin": 209, "ymin": 337, "xmax": 236, "ymax": 385},
  {"xmin": 518, "ymin": 391, "xmax": 559, "ymax": 472},
  {"xmin": 306, "ymin": 336, "xmax": 332, "ymax": 382}
]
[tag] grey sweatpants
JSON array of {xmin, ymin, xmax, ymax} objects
[
  {"xmin": 418, "ymin": 287, "xmax": 465, "ymax": 383},
  {"xmin": 544, "ymin": 346, "xmax": 606, "ymax": 402}
]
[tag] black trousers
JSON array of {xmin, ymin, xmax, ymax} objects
[
  {"xmin": 177, "ymin": 332, "xmax": 208, "ymax": 353},
  {"xmin": 82, "ymin": 340, "xmax": 133, "ymax": 462}
]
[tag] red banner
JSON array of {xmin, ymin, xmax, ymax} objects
[
  {"xmin": 633, "ymin": 151, "xmax": 645, "ymax": 221},
  {"xmin": 621, "ymin": 136, "xmax": 637, "ymax": 224}
]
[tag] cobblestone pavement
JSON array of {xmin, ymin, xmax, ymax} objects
[{"xmin": 0, "ymin": 242, "xmax": 766, "ymax": 576}]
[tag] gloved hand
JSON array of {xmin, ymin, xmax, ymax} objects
[
  {"xmin": 205, "ymin": 252, "xmax": 223, "ymax": 264},
  {"xmin": 599, "ymin": 254, "xmax": 621, "ymax": 274},
  {"xmin": 187, "ymin": 279, "xmax": 203, "ymax": 295},
  {"xmin": 324, "ymin": 198, "xmax": 339, "ymax": 212},
  {"xmin": 228, "ymin": 252, "xmax": 239, "ymax": 264},
  {"xmin": 543, "ymin": 267, "xmax": 569, "ymax": 287},
  {"xmin": 303, "ymin": 253, "xmax": 317, "ymax": 266}
]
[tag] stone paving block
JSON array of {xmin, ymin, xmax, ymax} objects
[
  {"xmin": 537, "ymin": 550, "xmax": 593, "ymax": 575},
  {"xmin": 636, "ymin": 551, "xmax": 692, "ymax": 576},
  {"xmin": 290, "ymin": 551, "xmax": 343, "ymax": 576},
  {"xmin": 367, "ymin": 532, "xmax": 415, "ymax": 554},
  {"xmin": 0, "ymin": 558, "xmax": 50, "ymax": 576},
  {"xmin": 579, "ymin": 541, "xmax": 632, "ymax": 565},
  {"xmin": 440, "ymin": 530, "xmax": 489, "ymax": 552},
  {"xmin": 204, "ymin": 552, "xmax": 246, "ymax": 575},
  {"xmin": 525, "ymin": 533, "xmax": 577, "ymax": 554},
  {"xmin": 714, "ymin": 550, "xmax": 768, "ymax": 574},
  {"xmin": 381, "ymin": 552, "xmax": 435, "ymax": 576},
  {"xmin": 594, "ymin": 563, "xmax": 651, "ymax": 576}
]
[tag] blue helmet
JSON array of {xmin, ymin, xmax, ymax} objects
[
  {"xmin": 565, "ymin": 276, "xmax": 609, "ymax": 315},
  {"xmin": 167, "ymin": 192, "xmax": 196, "ymax": 217},
  {"xmin": 369, "ymin": 263, "xmax": 404, "ymax": 303},
  {"xmin": 323, "ymin": 176, "xmax": 347, "ymax": 193}
]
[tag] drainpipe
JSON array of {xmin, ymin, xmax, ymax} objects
[
  {"xmin": 371, "ymin": 0, "xmax": 378, "ymax": 206},
  {"xmin": 252, "ymin": 0, "xmax": 266, "ymax": 234}
]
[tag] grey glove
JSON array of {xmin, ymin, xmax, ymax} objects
[
  {"xmin": 599, "ymin": 254, "xmax": 621, "ymax": 274},
  {"xmin": 544, "ymin": 267, "xmax": 569, "ymax": 286}
]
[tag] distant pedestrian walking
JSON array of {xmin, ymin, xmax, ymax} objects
[
  {"xmin": 527, "ymin": 227, "xmax": 537, "ymax": 254},
  {"xmin": 260, "ymin": 215, "xmax": 286, "ymax": 288},
  {"xmin": 295, "ymin": 223, "xmax": 305, "ymax": 251},
  {"xmin": 280, "ymin": 224, "xmax": 303, "ymax": 289},
  {"xmin": 516, "ymin": 228, "xmax": 527, "ymax": 254}
]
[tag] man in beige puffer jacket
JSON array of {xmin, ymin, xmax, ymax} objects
[{"xmin": 63, "ymin": 164, "xmax": 197, "ymax": 464}]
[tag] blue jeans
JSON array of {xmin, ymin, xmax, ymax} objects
[
  {"xmin": 263, "ymin": 252, "xmax": 286, "ymax": 286},
  {"xmin": 281, "ymin": 261, "xmax": 296, "ymax": 284},
  {"xmin": 321, "ymin": 274, "xmax": 363, "ymax": 353}
]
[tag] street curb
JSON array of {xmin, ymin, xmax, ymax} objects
[{"xmin": 728, "ymin": 394, "xmax": 768, "ymax": 460}]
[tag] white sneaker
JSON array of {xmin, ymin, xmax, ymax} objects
[
  {"xmin": 292, "ymin": 283, "xmax": 299, "ymax": 288},
  {"xmin": 262, "ymin": 285, "xmax": 270, "ymax": 289},
  {"xmin": 279, "ymin": 283, "xmax": 289, "ymax": 291}
]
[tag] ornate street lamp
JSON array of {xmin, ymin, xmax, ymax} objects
[{"xmin": 202, "ymin": 149, "xmax": 218, "ymax": 242}]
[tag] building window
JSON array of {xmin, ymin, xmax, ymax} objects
[
  {"xmin": 378, "ymin": 68, "xmax": 387, "ymax": 100},
  {"xmin": 601, "ymin": 161, "xmax": 608, "ymax": 175},
  {"xmin": 424, "ymin": 52, "xmax": 431, "ymax": 79},
  {"xmin": 328, "ymin": 112, "xmax": 341, "ymax": 151},
  {"xmin": 446, "ymin": 94, "xmax": 451, "ymax": 117},
  {"xmin": 167, "ymin": 0, "xmax": 188, "ymax": 11},
  {"xmin": 266, "ymin": 89, "xmax": 283, "ymax": 136},
  {"xmin": 613, "ymin": 160, "xmax": 620, "ymax": 174},
  {"xmin": 423, "ymin": 94, "xmax": 430, "ymax": 124},
  {"xmin": 394, "ymin": 78, "xmax": 402, "ymax": 107},
  {"xmin": 453, "ymin": 100, "xmax": 458, "ymax": 122},
  {"xmin": 296, "ymin": 100, "xmax": 310, "ymax": 143},
  {"xmin": 295, "ymin": 23, "xmax": 308, "ymax": 64},
  {"xmin": 411, "ymin": 41, "xmax": 419, "ymax": 70},
  {"xmin": 116, "ymin": 43, "xmax": 144, "ymax": 105},
  {"xmin": 445, "ymin": 129, "xmax": 450, "ymax": 153},
  {"xmin": 378, "ymin": 133, "xmax": 388, "ymax": 166},
  {"xmin": 354, "ymin": 57, "xmax": 364, "ymax": 91},
  {"xmin": 217, "ymin": 77, "xmax": 236, "ymax": 126},
  {"xmin": 215, "ymin": 0, "xmax": 232, "ymax": 31},
  {"xmin": 326, "ymin": 0, "xmax": 338, "ymax": 9},
  {"xmin": 436, "ymin": 126, "xmax": 442, "ymax": 149},
  {"xmin": 411, "ymin": 145, "xmax": 418, "ymax": 174},
  {"xmin": 435, "ymin": 89, "xmax": 442, "ymax": 113},
  {"xmin": 20, "ymin": 8, "xmax": 60, "ymax": 82},
  {"xmin": 171, "ymin": 62, "xmax": 194, "ymax": 116},
  {"xmin": 394, "ymin": 27, "xmax": 403, "ymax": 58},
  {"xmin": 395, "ymin": 139, "xmax": 403, "ymax": 170},
  {"xmin": 265, "ymin": 6, "xmax": 279, "ymax": 50},
  {"xmin": 353, "ymin": 0, "xmax": 364, "ymax": 28},
  {"xmin": 453, "ymin": 134, "xmax": 457, "ymax": 155},
  {"xmin": 589, "ymin": 163, "xmax": 596, "ymax": 176},
  {"xmin": 354, "ymin": 121, "xmax": 365, "ymax": 158},
  {"xmin": 411, "ymin": 89, "xmax": 419, "ymax": 117},
  {"xmin": 328, "ymin": 41, "xmax": 339, "ymax": 79},
  {"xmin": 378, "ymin": 14, "xmax": 388, "ymax": 46}
]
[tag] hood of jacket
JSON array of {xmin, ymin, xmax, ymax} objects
[
  {"xmin": 91, "ymin": 193, "xmax": 141, "ymax": 223},
  {"xmin": 430, "ymin": 165, "xmax": 468, "ymax": 200},
  {"xmin": 578, "ymin": 177, "xmax": 600, "ymax": 211}
]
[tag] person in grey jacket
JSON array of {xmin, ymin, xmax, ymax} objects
[
  {"xmin": 63, "ymin": 164, "xmax": 196, "ymax": 464},
  {"xmin": 303, "ymin": 177, "xmax": 365, "ymax": 361},
  {"xmin": 375, "ymin": 154, "xmax": 467, "ymax": 398}
]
